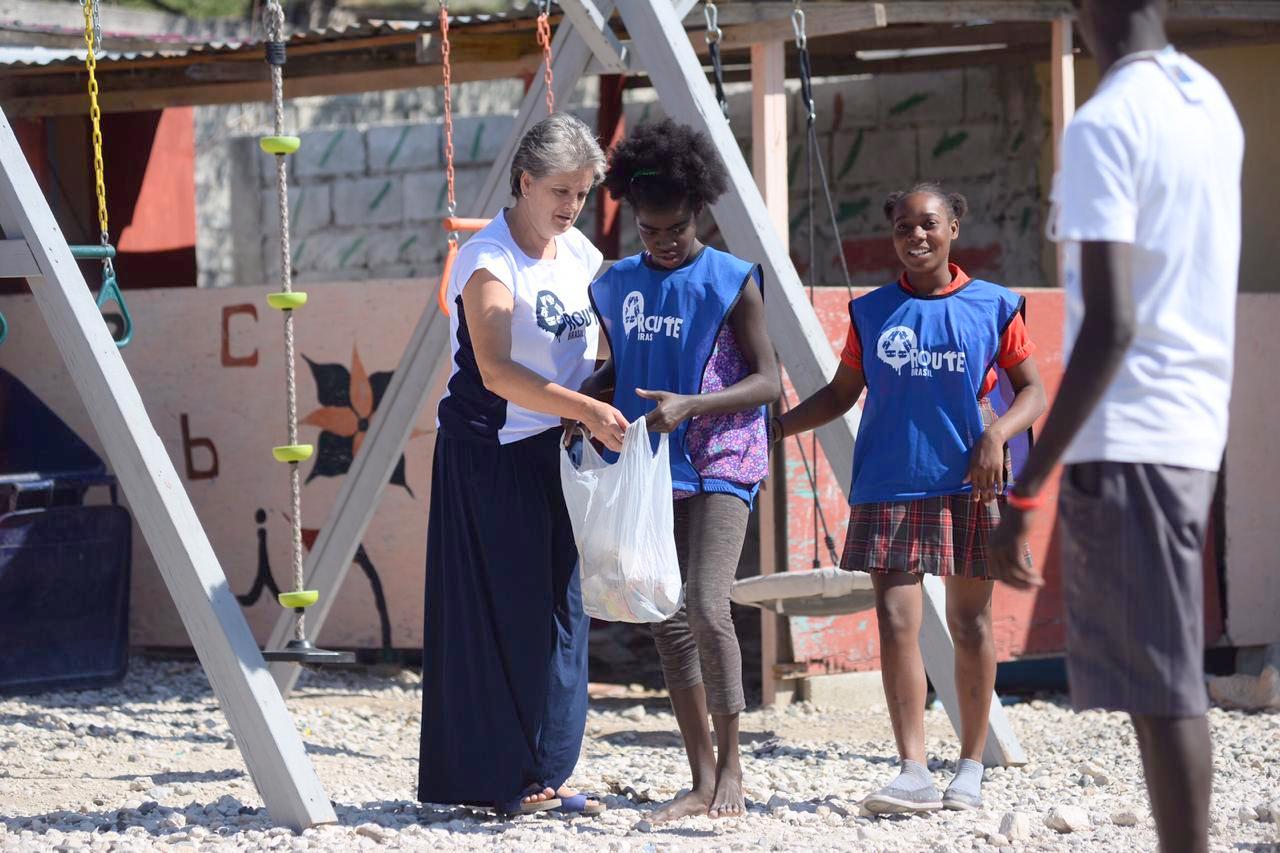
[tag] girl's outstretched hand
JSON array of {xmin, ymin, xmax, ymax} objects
[
  {"xmin": 635, "ymin": 389, "xmax": 695, "ymax": 433},
  {"xmin": 965, "ymin": 429, "xmax": 1005, "ymax": 503}
]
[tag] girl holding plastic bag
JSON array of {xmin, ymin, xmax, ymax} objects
[{"xmin": 578, "ymin": 119, "xmax": 780, "ymax": 822}]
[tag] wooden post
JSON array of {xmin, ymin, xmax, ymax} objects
[
  {"xmin": 1051, "ymin": 15, "xmax": 1075, "ymax": 287},
  {"xmin": 751, "ymin": 38, "xmax": 788, "ymax": 706},
  {"xmin": 751, "ymin": 40, "xmax": 788, "ymax": 251},
  {"xmin": 0, "ymin": 107, "xmax": 338, "ymax": 830},
  {"xmin": 596, "ymin": 73, "xmax": 626, "ymax": 260}
]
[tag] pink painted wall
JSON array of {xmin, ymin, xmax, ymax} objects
[
  {"xmin": 0, "ymin": 283, "xmax": 1271, "ymax": 660},
  {"xmin": 780, "ymin": 288, "xmax": 1254, "ymax": 673},
  {"xmin": 0, "ymin": 281, "xmax": 437, "ymax": 652}
]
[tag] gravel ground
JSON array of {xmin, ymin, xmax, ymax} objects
[{"xmin": 1, "ymin": 656, "xmax": 1277, "ymax": 852}]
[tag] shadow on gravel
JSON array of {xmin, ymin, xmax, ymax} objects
[
  {"xmin": 109, "ymin": 769, "xmax": 247, "ymax": 785},
  {"xmin": 599, "ymin": 729, "xmax": 776, "ymax": 749}
]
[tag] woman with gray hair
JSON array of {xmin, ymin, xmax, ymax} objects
[{"xmin": 418, "ymin": 112, "xmax": 624, "ymax": 816}]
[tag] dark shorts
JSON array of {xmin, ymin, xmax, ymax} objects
[{"xmin": 1059, "ymin": 461, "xmax": 1216, "ymax": 717}]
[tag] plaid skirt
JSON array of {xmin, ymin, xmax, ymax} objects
[{"xmin": 839, "ymin": 398, "xmax": 1030, "ymax": 579}]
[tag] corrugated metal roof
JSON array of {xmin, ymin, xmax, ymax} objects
[{"xmin": 0, "ymin": 13, "xmax": 522, "ymax": 69}]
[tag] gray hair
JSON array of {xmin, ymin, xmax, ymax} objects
[{"xmin": 509, "ymin": 112, "xmax": 606, "ymax": 198}]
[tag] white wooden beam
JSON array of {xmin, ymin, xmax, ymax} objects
[
  {"xmin": 0, "ymin": 237, "xmax": 38, "ymax": 278},
  {"xmin": 1051, "ymin": 15, "xmax": 1074, "ymax": 288},
  {"xmin": 558, "ymin": 0, "xmax": 629, "ymax": 73},
  {"xmin": 0, "ymin": 107, "xmax": 338, "ymax": 829},
  {"xmin": 617, "ymin": 0, "xmax": 1025, "ymax": 767},
  {"xmin": 268, "ymin": 3, "xmax": 616, "ymax": 696}
]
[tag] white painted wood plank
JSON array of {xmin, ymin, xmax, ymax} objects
[
  {"xmin": 922, "ymin": 576, "xmax": 1028, "ymax": 766},
  {"xmin": 618, "ymin": 0, "xmax": 1024, "ymax": 767},
  {"xmin": 269, "ymin": 7, "xmax": 615, "ymax": 696},
  {"xmin": 0, "ymin": 237, "xmax": 38, "ymax": 278},
  {"xmin": 558, "ymin": 0, "xmax": 629, "ymax": 73},
  {"xmin": 0, "ymin": 107, "xmax": 337, "ymax": 829}
]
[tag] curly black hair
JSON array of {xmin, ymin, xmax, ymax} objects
[
  {"xmin": 602, "ymin": 118, "xmax": 729, "ymax": 212},
  {"xmin": 883, "ymin": 182, "xmax": 969, "ymax": 223}
]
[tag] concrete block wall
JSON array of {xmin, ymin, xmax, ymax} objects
[
  {"xmin": 619, "ymin": 65, "xmax": 1046, "ymax": 288},
  {"xmin": 197, "ymin": 67, "xmax": 1044, "ymax": 290}
]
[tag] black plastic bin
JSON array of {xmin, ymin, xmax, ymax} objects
[{"xmin": 0, "ymin": 368, "xmax": 132, "ymax": 694}]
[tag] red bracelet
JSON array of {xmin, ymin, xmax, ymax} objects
[{"xmin": 1005, "ymin": 491, "xmax": 1044, "ymax": 512}]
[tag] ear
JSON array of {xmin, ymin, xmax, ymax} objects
[
  {"xmin": 950, "ymin": 216, "xmax": 961, "ymax": 239},
  {"xmin": 520, "ymin": 171, "xmax": 532, "ymax": 198}
]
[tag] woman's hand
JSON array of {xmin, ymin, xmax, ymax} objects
[
  {"xmin": 580, "ymin": 399, "xmax": 628, "ymax": 452},
  {"xmin": 635, "ymin": 389, "xmax": 696, "ymax": 433},
  {"xmin": 965, "ymin": 429, "xmax": 1005, "ymax": 503}
]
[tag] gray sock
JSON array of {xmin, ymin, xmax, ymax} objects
[
  {"xmin": 946, "ymin": 758, "xmax": 983, "ymax": 800},
  {"xmin": 886, "ymin": 759, "xmax": 935, "ymax": 792}
]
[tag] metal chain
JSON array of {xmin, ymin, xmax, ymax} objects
[
  {"xmin": 81, "ymin": 0, "xmax": 102, "ymax": 59},
  {"xmin": 536, "ymin": 0, "xmax": 555, "ymax": 114},
  {"xmin": 265, "ymin": 0, "xmax": 306, "ymax": 641},
  {"xmin": 81, "ymin": 0, "xmax": 112, "ymax": 282},
  {"xmin": 703, "ymin": 0, "xmax": 722, "ymax": 45},
  {"xmin": 704, "ymin": 1, "xmax": 729, "ymax": 119},
  {"xmin": 791, "ymin": 1, "xmax": 807, "ymax": 51},
  {"xmin": 440, "ymin": 1, "xmax": 456, "ymax": 226}
]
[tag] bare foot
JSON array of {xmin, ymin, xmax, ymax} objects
[
  {"xmin": 708, "ymin": 764, "xmax": 744, "ymax": 819},
  {"xmin": 649, "ymin": 786, "xmax": 714, "ymax": 824},
  {"xmin": 521, "ymin": 786, "xmax": 555, "ymax": 804}
]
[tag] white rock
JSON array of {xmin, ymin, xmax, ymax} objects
[
  {"xmin": 1239, "ymin": 806, "xmax": 1260, "ymax": 823},
  {"xmin": 1046, "ymin": 805, "xmax": 1091, "ymax": 833},
  {"xmin": 619, "ymin": 705, "xmax": 646, "ymax": 722},
  {"xmin": 999, "ymin": 812, "xmax": 1032, "ymax": 842},
  {"xmin": 987, "ymin": 834, "xmax": 1009, "ymax": 847},
  {"xmin": 162, "ymin": 813, "xmax": 186, "ymax": 830},
  {"xmin": 355, "ymin": 823, "xmax": 387, "ymax": 843},
  {"xmin": 129, "ymin": 778, "xmax": 153, "ymax": 792},
  {"xmin": 1111, "ymin": 808, "xmax": 1140, "ymax": 827},
  {"xmin": 146, "ymin": 786, "xmax": 172, "ymax": 800}
]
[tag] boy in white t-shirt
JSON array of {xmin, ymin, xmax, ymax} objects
[{"xmin": 989, "ymin": 2, "xmax": 1243, "ymax": 851}]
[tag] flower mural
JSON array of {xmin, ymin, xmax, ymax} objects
[{"xmin": 300, "ymin": 346, "xmax": 426, "ymax": 493}]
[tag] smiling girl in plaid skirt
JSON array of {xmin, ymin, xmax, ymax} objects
[{"xmin": 774, "ymin": 184, "xmax": 1045, "ymax": 814}]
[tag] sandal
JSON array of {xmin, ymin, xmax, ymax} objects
[
  {"xmin": 556, "ymin": 792, "xmax": 606, "ymax": 816},
  {"xmin": 495, "ymin": 783, "xmax": 561, "ymax": 816}
]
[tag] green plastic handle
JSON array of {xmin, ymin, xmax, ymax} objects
[
  {"xmin": 95, "ymin": 273, "xmax": 134, "ymax": 348},
  {"xmin": 0, "ymin": 312, "xmax": 7, "ymax": 345},
  {"xmin": 69, "ymin": 244, "xmax": 117, "ymax": 261}
]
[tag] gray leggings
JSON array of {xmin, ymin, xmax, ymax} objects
[{"xmin": 650, "ymin": 492, "xmax": 750, "ymax": 716}]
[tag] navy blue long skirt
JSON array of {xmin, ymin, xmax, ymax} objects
[{"xmin": 418, "ymin": 428, "xmax": 589, "ymax": 807}]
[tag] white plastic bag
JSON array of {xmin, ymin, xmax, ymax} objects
[{"xmin": 559, "ymin": 416, "xmax": 683, "ymax": 623}]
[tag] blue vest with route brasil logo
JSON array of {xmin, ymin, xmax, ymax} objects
[
  {"xmin": 850, "ymin": 278, "xmax": 1026, "ymax": 505},
  {"xmin": 591, "ymin": 247, "xmax": 762, "ymax": 500}
]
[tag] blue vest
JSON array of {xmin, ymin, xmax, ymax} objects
[
  {"xmin": 591, "ymin": 247, "xmax": 763, "ymax": 502},
  {"xmin": 850, "ymin": 278, "xmax": 1026, "ymax": 505}
]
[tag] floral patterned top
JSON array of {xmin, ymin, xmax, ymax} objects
[{"xmin": 673, "ymin": 324, "xmax": 770, "ymax": 500}]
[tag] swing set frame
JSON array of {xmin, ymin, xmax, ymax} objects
[{"xmin": 11, "ymin": 0, "xmax": 1202, "ymax": 828}]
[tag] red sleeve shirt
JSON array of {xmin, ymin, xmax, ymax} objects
[{"xmin": 839, "ymin": 265, "xmax": 1035, "ymax": 398}]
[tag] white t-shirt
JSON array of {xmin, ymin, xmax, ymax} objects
[
  {"xmin": 436, "ymin": 210, "xmax": 603, "ymax": 444},
  {"xmin": 1051, "ymin": 48, "xmax": 1243, "ymax": 472}
]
